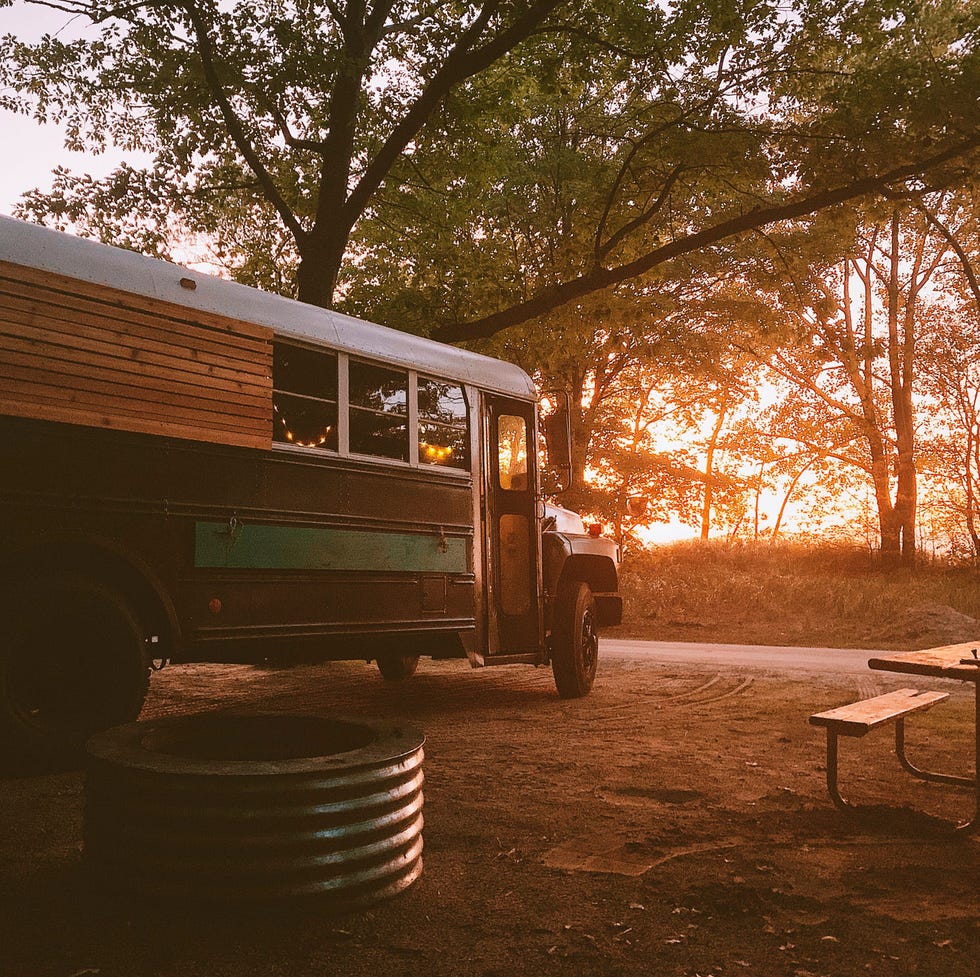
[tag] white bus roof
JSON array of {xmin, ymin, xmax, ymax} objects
[{"xmin": 0, "ymin": 214, "xmax": 535, "ymax": 399}]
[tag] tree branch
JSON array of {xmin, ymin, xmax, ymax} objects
[
  {"xmin": 596, "ymin": 163, "xmax": 686, "ymax": 261},
  {"xmin": 345, "ymin": 0, "xmax": 561, "ymax": 225},
  {"xmin": 920, "ymin": 204, "xmax": 980, "ymax": 309},
  {"xmin": 434, "ymin": 133, "xmax": 980, "ymax": 342},
  {"xmin": 268, "ymin": 101, "xmax": 327, "ymax": 153},
  {"xmin": 179, "ymin": 2, "xmax": 307, "ymax": 244}
]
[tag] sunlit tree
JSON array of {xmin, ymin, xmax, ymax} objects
[{"xmin": 743, "ymin": 203, "xmax": 957, "ymax": 564}]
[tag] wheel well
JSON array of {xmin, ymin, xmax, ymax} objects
[
  {"xmin": 2, "ymin": 540, "xmax": 179, "ymax": 658},
  {"xmin": 556, "ymin": 554, "xmax": 618, "ymax": 594}
]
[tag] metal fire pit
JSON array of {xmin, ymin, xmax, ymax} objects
[{"xmin": 84, "ymin": 713, "xmax": 425, "ymax": 906}]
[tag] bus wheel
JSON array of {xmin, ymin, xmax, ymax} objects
[
  {"xmin": 376, "ymin": 654, "xmax": 420, "ymax": 682},
  {"xmin": 0, "ymin": 579, "xmax": 150, "ymax": 763},
  {"xmin": 551, "ymin": 581, "xmax": 598, "ymax": 699}
]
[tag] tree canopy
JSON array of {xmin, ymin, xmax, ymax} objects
[{"xmin": 3, "ymin": 0, "xmax": 978, "ymax": 342}]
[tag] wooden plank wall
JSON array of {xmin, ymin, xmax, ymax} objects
[{"xmin": 0, "ymin": 260, "xmax": 273, "ymax": 449}]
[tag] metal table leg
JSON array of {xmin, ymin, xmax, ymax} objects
[
  {"xmin": 955, "ymin": 681, "xmax": 980, "ymax": 833},
  {"xmin": 824, "ymin": 727, "xmax": 852, "ymax": 811},
  {"xmin": 892, "ymin": 684, "xmax": 978, "ymax": 833}
]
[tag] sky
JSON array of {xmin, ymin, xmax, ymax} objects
[{"xmin": 0, "ymin": 3, "xmax": 140, "ymax": 214}]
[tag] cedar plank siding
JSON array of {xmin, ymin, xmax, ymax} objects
[{"xmin": 0, "ymin": 259, "xmax": 273, "ymax": 449}]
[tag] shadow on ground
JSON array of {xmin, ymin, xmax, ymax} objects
[{"xmin": 1, "ymin": 656, "xmax": 977, "ymax": 977}]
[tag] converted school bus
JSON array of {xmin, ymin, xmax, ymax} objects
[{"xmin": 0, "ymin": 215, "xmax": 621, "ymax": 760}]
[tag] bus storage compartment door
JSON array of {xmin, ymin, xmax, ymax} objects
[{"xmin": 419, "ymin": 575, "xmax": 448, "ymax": 614}]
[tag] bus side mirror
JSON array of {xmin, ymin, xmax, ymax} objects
[{"xmin": 542, "ymin": 401, "xmax": 572, "ymax": 494}]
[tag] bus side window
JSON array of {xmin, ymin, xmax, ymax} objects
[
  {"xmin": 498, "ymin": 414, "xmax": 528, "ymax": 491},
  {"xmin": 273, "ymin": 342, "xmax": 338, "ymax": 450},
  {"xmin": 349, "ymin": 360, "xmax": 409, "ymax": 461},
  {"xmin": 418, "ymin": 378, "xmax": 469, "ymax": 470}
]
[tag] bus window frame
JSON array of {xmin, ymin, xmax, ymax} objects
[
  {"xmin": 347, "ymin": 357, "xmax": 411, "ymax": 464},
  {"xmin": 272, "ymin": 339, "xmax": 340, "ymax": 453},
  {"xmin": 271, "ymin": 339, "xmax": 475, "ymax": 481},
  {"xmin": 417, "ymin": 374, "xmax": 470, "ymax": 472}
]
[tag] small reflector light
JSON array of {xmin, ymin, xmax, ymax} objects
[
  {"xmin": 179, "ymin": 277, "xmax": 197, "ymax": 290},
  {"xmin": 588, "ymin": 523, "xmax": 602, "ymax": 537},
  {"xmin": 208, "ymin": 598, "xmax": 222, "ymax": 615}
]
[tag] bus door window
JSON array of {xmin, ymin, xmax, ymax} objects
[
  {"xmin": 497, "ymin": 414, "xmax": 528, "ymax": 491},
  {"xmin": 495, "ymin": 412, "xmax": 534, "ymax": 624},
  {"xmin": 498, "ymin": 513, "xmax": 531, "ymax": 616}
]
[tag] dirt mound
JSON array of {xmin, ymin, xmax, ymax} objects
[{"xmin": 867, "ymin": 602, "xmax": 980, "ymax": 649}]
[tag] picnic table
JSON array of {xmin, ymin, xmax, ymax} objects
[
  {"xmin": 868, "ymin": 642, "xmax": 979, "ymax": 832},
  {"xmin": 811, "ymin": 641, "xmax": 979, "ymax": 832}
]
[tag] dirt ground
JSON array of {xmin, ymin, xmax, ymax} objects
[{"xmin": 1, "ymin": 650, "xmax": 977, "ymax": 977}]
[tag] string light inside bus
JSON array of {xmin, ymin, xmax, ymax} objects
[
  {"xmin": 420, "ymin": 442, "xmax": 455, "ymax": 462},
  {"xmin": 274, "ymin": 404, "xmax": 333, "ymax": 448}
]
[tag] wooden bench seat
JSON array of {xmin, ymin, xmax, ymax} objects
[
  {"xmin": 810, "ymin": 688, "xmax": 949, "ymax": 811},
  {"xmin": 810, "ymin": 688, "xmax": 948, "ymax": 736}
]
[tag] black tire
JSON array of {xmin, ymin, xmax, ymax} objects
[
  {"xmin": 551, "ymin": 580, "xmax": 599, "ymax": 699},
  {"xmin": 376, "ymin": 654, "xmax": 420, "ymax": 681},
  {"xmin": 0, "ymin": 578, "xmax": 149, "ymax": 762},
  {"xmin": 85, "ymin": 713, "xmax": 425, "ymax": 906}
]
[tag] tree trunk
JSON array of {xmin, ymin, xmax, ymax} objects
[
  {"xmin": 886, "ymin": 210, "xmax": 918, "ymax": 567},
  {"xmin": 296, "ymin": 219, "xmax": 352, "ymax": 309},
  {"xmin": 296, "ymin": 254, "xmax": 337, "ymax": 308},
  {"xmin": 968, "ymin": 411, "xmax": 980, "ymax": 558},
  {"xmin": 869, "ymin": 445, "xmax": 902, "ymax": 566},
  {"xmin": 700, "ymin": 397, "xmax": 729, "ymax": 540}
]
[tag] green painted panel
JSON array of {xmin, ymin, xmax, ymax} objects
[{"xmin": 195, "ymin": 522, "xmax": 468, "ymax": 573}]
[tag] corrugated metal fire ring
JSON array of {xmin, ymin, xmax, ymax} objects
[{"xmin": 84, "ymin": 713, "xmax": 425, "ymax": 907}]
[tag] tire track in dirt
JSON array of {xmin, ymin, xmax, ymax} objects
[
  {"xmin": 584, "ymin": 674, "xmax": 754, "ymax": 722},
  {"xmin": 675, "ymin": 676, "xmax": 754, "ymax": 707},
  {"xmin": 856, "ymin": 675, "xmax": 882, "ymax": 699}
]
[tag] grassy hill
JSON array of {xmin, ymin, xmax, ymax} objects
[{"xmin": 609, "ymin": 541, "xmax": 980, "ymax": 651}]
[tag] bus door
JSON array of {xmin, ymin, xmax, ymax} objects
[{"xmin": 484, "ymin": 396, "xmax": 541, "ymax": 655}]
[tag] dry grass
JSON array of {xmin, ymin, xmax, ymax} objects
[{"xmin": 610, "ymin": 540, "xmax": 980, "ymax": 650}]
